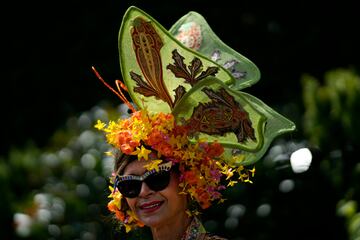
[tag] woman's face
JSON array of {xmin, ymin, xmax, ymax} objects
[{"xmin": 123, "ymin": 160, "xmax": 188, "ymax": 228}]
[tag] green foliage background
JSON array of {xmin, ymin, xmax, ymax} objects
[{"xmin": 2, "ymin": 68, "xmax": 359, "ymax": 239}]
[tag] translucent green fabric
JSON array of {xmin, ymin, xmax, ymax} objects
[{"xmin": 117, "ymin": 6, "xmax": 295, "ymax": 166}]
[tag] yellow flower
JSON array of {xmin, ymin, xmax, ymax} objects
[
  {"xmin": 132, "ymin": 145, "xmax": 152, "ymax": 161},
  {"xmin": 244, "ymin": 178, "xmax": 253, "ymax": 184},
  {"xmin": 224, "ymin": 168, "xmax": 235, "ymax": 180},
  {"xmin": 94, "ymin": 120, "xmax": 106, "ymax": 130},
  {"xmin": 169, "ymin": 135, "xmax": 178, "ymax": 148},
  {"xmin": 249, "ymin": 166, "xmax": 256, "ymax": 177},
  {"xmin": 227, "ymin": 180, "xmax": 237, "ymax": 187},
  {"xmin": 105, "ymin": 151, "xmax": 113, "ymax": 156},
  {"xmin": 107, "ymin": 186, "xmax": 115, "ymax": 198},
  {"xmin": 143, "ymin": 160, "xmax": 163, "ymax": 171},
  {"xmin": 106, "ymin": 121, "xmax": 117, "ymax": 133},
  {"xmin": 182, "ymin": 150, "xmax": 196, "ymax": 161},
  {"xmin": 124, "ymin": 224, "xmax": 132, "ymax": 233},
  {"xmin": 185, "ymin": 209, "xmax": 192, "ymax": 217},
  {"xmin": 108, "ymin": 186, "xmax": 122, "ymax": 209}
]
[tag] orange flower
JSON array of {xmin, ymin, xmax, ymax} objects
[
  {"xmin": 129, "ymin": 139, "xmax": 140, "ymax": 148},
  {"xmin": 196, "ymin": 189, "xmax": 211, "ymax": 209},
  {"xmin": 206, "ymin": 142, "xmax": 224, "ymax": 157},
  {"xmin": 157, "ymin": 143, "xmax": 174, "ymax": 157},
  {"xmin": 147, "ymin": 130, "xmax": 164, "ymax": 146},
  {"xmin": 183, "ymin": 170, "xmax": 198, "ymax": 185},
  {"xmin": 107, "ymin": 202, "xmax": 117, "ymax": 212},
  {"xmin": 120, "ymin": 144, "xmax": 133, "ymax": 155},
  {"xmin": 115, "ymin": 210, "xmax": 125, "ymax": 221},
  {"xmin": 137, "ymin": 221, "xmax": 145, "ymax": 227},
  {"xmin": 117, "ymin": 131, "xmax": 133, "ymax": 147}
]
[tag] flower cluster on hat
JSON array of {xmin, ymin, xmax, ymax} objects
[{"xmin": 95, "ymin": 109, "xmax": 255, "ymax": 210}]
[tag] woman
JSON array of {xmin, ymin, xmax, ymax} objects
[
  {"xmin": 98, "ymin": 108, "xmax": 249, "ymax": 239},
  {"xmin": 94, "ymin": 5, "xmax": 295, "ymax": 240},
  {"xmin": 113, "ymin": 153, "xmax": 226, "ymax": 240}
]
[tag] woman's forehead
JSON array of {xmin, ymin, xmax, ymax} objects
[{"xmin": 123, "ymin": 160, "xmax": 147, "ymax": 175}]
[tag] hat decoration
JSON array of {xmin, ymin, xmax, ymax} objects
[{"xmin": 94, "ymin": 6, "xmax": 295, "ymax": 232}]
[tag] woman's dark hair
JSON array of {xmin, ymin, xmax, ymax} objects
[{"xmin": 114, "ymin": 150, "xmax": 137, "ymax": 175}]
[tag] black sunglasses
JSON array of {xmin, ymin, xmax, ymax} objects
[{"xmin": 114, "ymin": 162, "xmax": 172, "ymax": 198}]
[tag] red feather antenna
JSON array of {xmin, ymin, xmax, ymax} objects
[{"xmin": 91, "ymin": 66, "xmax": 136, "ymax": 113}]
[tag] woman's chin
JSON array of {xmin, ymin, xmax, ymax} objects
[
  {"xmin": 137, "ymin": 206, "xmax": 168, "ymax": 228},
  {"xmin": 139, "ymin": 215, "xmax": 164, "ymax": 228}
]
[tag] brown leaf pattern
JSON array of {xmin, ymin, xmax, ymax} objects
[
  {"xmin": 130, "ymin": 71, "xmax": 158, "ymax": 97},
  {"xmin": 130, "ymin": 17, "xmax": 174, "ymax": 108},
  {"xmin": 187, "ymin": 87, "xmax": 256, "ymax": 143},
  {"xmin": 167, "ymin": 49, "xmax": 219, "ymax": 86},
  {"xmin": 173, "ymin": 85, "xmax": 186, "ymax": 106}
]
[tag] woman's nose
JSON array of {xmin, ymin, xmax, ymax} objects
[{"xmin": 138, "ymin": 181, "xmax": 154, "ymax": 198}]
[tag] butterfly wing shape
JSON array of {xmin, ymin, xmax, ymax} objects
[
  {"xmin": 118, "ymin": 6, "xmax": 295, "ymax": 166},
  {"xmin": 169, "ymin": 11, "xmax": 261, "ymax": 90}
]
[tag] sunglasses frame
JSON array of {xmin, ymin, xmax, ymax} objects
[{"xmin": 114, "ymin": 161, "xmax": 173, "ymax": 197}]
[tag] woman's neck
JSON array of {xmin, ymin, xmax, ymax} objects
[{"xmin": 150, "ymin": 211, "xmax": 191, "ymax": 240}]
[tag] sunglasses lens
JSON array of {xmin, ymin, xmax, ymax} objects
[
  {"xmin": 117, "ymin": 180, "xmax": 142, "ymax": 198},
  {"xmin": 145, "ymin": 171, "xmax": 171, "ymax": 191}
]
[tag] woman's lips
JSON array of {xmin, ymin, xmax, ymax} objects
[{"xmin": 139, "ymin": 201, "xmax": 164, "ymax": 213}]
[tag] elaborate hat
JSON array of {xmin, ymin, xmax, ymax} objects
[{"xmin": 94, "ymin": 6, "xmax": 295, "ymax": 232}]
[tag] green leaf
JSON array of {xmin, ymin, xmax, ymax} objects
[{"xmin": 118, "ymin": 6, "xmax": 235, "ymax": 114}]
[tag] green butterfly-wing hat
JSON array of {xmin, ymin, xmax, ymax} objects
[{"xmin": 118, "ymin": 6, "xmax": 296, "ymax": 166}]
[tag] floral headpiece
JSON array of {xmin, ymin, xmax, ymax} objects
[{"xmin": 94, "ymin": 6, "xmax": 295, "ymax": 232}]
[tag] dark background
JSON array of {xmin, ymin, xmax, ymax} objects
[{"xmin": 4, "ymin": 0, "xmax": 359, "ymax": 156}]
